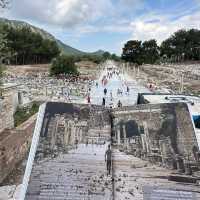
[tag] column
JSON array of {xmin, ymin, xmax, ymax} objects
[
  {"xmin": 123, "ymin": 124, "xmax": 126, "ymax": 143},
  {"xmin": 117, "ymin": 128, "xmax": 121, "ymax": 145}
]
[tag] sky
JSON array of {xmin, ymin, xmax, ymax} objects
[{"xmin": 1, "ymin": 0, "xmax": 200, "ymax": 55}]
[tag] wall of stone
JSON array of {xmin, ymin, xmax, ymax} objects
[
  {"xmin": 0, "ymin": 92, "xmax": 15, "ymax": 133},
  {"xmin": 0, "ymin": 114, "xmax": 36, "ymax": 183},
  {"xmin": 0, "ymin": 89, "xmax": 19, "ymax": 133},
  {"xmin": 37, "ymin": 102, "xmax": 111, "ymax": 161},
  {"xmin": 112, "ymin": 103, "xmax": 198, "ymax": 166}
]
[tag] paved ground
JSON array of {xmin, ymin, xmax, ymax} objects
[
  {"xmin": 26, "ymin": 143, "xmax": 113, "ymax": 200},
  {"xmin": 90, "ymin": 61, "xmax": 149, "ymax": 108},
  {"xmin": 112, "ymin": 147, "xmax": 200, "ymax": 200}
]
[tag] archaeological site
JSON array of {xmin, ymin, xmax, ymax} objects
[
  {"xmin": 1, "ymin": 60, "xmax": 200, "ymax": 200},
  {"xmin": 1, "ymin": 2, "xmax": 200, "ymax": 198}
]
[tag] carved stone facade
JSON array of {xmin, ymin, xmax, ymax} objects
[{"xmin": 112, "ymin": 103, "xmax": 199, "ymax": 173}]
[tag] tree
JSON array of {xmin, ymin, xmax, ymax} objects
[
  {"xmin": 160, "ymin": 29, "xmax": 200, "ymax": 62},
  {"xmin": 102, "ymin": 52, "xmax": 111, "ymax": 60},
  {"xmin": 50, "ymin": 55, "xmax": 78, "ymax": 76},
  {"xmin": 3, "ymin": 25, "xmax": 60, "ymax": 65},
  {"xmin": 122, "ymin": 40, "xmax": 143, "ymax": 65},
  {"xmin": 111, "ymin": 53, "xmax": 121, "ymax": 61},
  {"xmin": 142, "ymin": 39, "xmax": 159, "ymax": 64},
  {"xmin": 0, "ymin": 24, "xmax": 9, "ymax": 88},
  {"xmin": 0, "ymin": 0, "xmax": 10, "ymax": 89}
]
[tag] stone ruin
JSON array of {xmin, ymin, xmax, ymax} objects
[
  {"xmin": 33, "ymin": 102, "xmax": 111, "ymax": 162},
  {"xmin": 19, "ymin": 101, "xmax": 200, "ymax": 199},
  {"xmin": 112, "ymin": 103, "xmax": 200, "ymax": 175}
]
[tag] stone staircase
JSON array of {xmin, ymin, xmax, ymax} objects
[{"xmin": 25, "ymin": 144, "xmax": 113, "ymax": 200}]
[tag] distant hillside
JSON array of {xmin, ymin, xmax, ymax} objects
[
  {"xmin": 56, "ymin": 40, "xmax": 84, "ymax": 55},
  {"xmin": 91, "ymin": 50, "xmax": 105, "ymax": 56},
  {"xmin": 0, "ymin": 18, "xmax": 105, "ymax": 56}
]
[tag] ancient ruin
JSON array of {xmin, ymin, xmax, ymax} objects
[{"xmin": 1, "ymin": 61, "xmax": 200, "ymax": 200}]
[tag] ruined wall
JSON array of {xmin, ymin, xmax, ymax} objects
[
  {"xmin": 175, "ymin": 103, "xmax": 198, "ymax": 157},
  {"xmin": 37, "ymin": 102, "xmax": 111, "ymax": 160},
  {"xmin": 0, "ymin": 92, "xmax": 16, "ymax": 133},
  {"xmin": 0, "ymin": 114, "xmax": 36, "ymax": 183}
]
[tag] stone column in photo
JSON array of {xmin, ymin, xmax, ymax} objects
[
  {"xmin": 122, "ymin": 124, "xmax": 127, "ymax": 149},
  {"xmin": 77, "ymin": 126, "xmax": 83, "ymax": 143},
  {"xmin": 72, "ymin": 124, "xmax": 77, "ymax": 145},
  {"xmin": 61, "ymin": 87, "xmax": 64, "ymax": 96},
  {"xmin": 117, "ymin": 128, "xmax": 121, "ymax": 145},
  {"xmin": 64, "ymin": 122, "xmax": 69, "ymax": 146},
  {"xmin": 122, "ymin": 125, "xmax": 126, "ymax": 141},
  {"xmin": 143, "ymin": 121, "xmax": 150, "ymax": 154}
]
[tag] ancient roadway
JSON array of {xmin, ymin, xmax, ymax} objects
[{"xmin": 90, "ymin": 60, "xmax": 149, "ymax": 108}]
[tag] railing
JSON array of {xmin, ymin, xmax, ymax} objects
[{"xmin": 19, "ymin": 103, "xmax": 46, "ymax": 200}]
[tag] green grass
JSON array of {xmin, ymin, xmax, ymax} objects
[{"xmin": 14, "ymin": 102, "xmax": 39, "ymax": 127}]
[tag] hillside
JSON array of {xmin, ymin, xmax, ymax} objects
[
  {"xmin": 0, "ymin": 18, "xmax": 105, "ymax": 56},
  {"xmin": 56, "ymin": 40, "xmax": 84, "ymax": 55}
]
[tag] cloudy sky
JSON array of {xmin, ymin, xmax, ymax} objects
[{"xmin": 1, "ymin": 0, "xmax": 200, "ymax": 54}]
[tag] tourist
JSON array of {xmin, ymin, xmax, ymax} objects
[
  {"xmin": 117, "ymin": 88, "xmax": 120, "ymax": 96},
  {"xmin": 104, "ymin": 88, "xmax": 107, "ymax": 95},
  {"xmin": 85, "ymin": 139, "xmax": 88, "ymax": 146},
  {"xmin": 117, "ymin": 100, "xmax": 122, "ymax": 108},
  {"xmin": 87, "ymin": 95, "xmax": 91, "ymax": 104},
  {"xmin": 110, "ymin": 90, "xmax": 113, "ymax": 100},
  {"xmin": 105, "ymin": 144, "xmax": 112, "ymax": 175},
  {"xmin": 127, "ymin": 86, "xmax": 130, "ymax": 94},
  {"xmin": 75, "ymin": 139, "xmax": 78, "ymax": 149},
  {"xmin": 102, "ymin": 97, "xmax": 106, "ymax": 106}
]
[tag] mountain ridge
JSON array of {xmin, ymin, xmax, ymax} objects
[{"xmin": 0, "ymin": 17, "xmax": 105, "ymax": 56}]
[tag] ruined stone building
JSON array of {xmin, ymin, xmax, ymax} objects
[{"xmin": 112, "ymin": 103, "xmax": 199, "ymax": 172}]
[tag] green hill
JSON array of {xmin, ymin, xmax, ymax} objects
[
  {"xmin": 56, "ymin": 40, "xmax": 84, "ymax": 55},
  {"xmin": 0, "ymin": 18, "xmax": 105, "ymax": 56}
]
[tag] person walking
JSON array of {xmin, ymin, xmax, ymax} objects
[
  {"xmin": 117, "ymin": 100, "xmax": 122, "ymax": 108},
  {"xmin": 105, "ymin": 144, "xmax": 112, "ymax": 175},
  {"xmin": 87, "ymin": 95, "xmax": 91, "ymax": 104},
  {"xmin": 127, "ymin": 86, "xmax": 130, "ymax": 95},
  {"xmin": 102, "ymin": 97, "xmax": 106, "ymax": 106},
  {"xmin": 104, "ymin": 88, "xmax": 107, "ymax": 95},
  {"xmin": 110, "ymin": 90, "xmax": 113, "ymax": 101}
]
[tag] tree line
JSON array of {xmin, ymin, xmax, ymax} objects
[
  {"xmin": 0, "ymin": 24, "xmax": 60, "ymax": 65},
  {"xmin": 74, "ymin": 52, "xmax": 121, "ymax": 64},
  {"xmin": 122, "ymin": 29, "xmax": 200, "ymax": 65},
  {"xmin": 50, "ymin": 52, "xmax": 121, "ymax": 76}
]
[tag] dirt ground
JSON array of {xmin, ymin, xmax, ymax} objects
[
  {"xmin": 4, "ymin": 61, "xmax": 98, "ymax": 77},
  {"xmin": 132, "ymin": 63, "xmax": 200, "ymax": 95}
]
